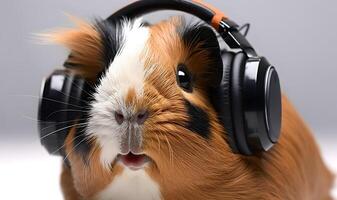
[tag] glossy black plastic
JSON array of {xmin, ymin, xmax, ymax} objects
[
  {"xmin": 38, "ymin": 70, "xmax": 88, "ymax": 155},
  {"xmin": 108, "ymin": 0, "xmax": 216, "ymax": 24},
  {"xmin": 264, "ymin": 67, "xmax": 282, "ymax": 143},
  {"xmin": 242, "ymin": 57, "xmax": 281, "ymax": 153},
  {"xmin": 219, "ymin": 19, "xmax": 257, "ymax": 57}
]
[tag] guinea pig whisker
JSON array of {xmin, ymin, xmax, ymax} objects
[
  {"xmin": 86, "ymin": 142, "xmax": 98, "ymax": 165},
  {"xmin": 21, "ymin": 114, "xmax": 51, "ymax": 122},
  {"xmin": 62, "ymin": 126, "xmax": 89, "ymax": 162},
  {"xmin": 148, "ymin": 136, "xmax": 156, "ymax": 152},
  {"xmin": 63, "ymin": 136, "xmax": 88, "ymax": 163},
  {"xmin": 164, "ymin": 134, "xmax": 174, "ymax": 166},
  {"xmin": 70, "ymin": 80, "xmax": 97, "ymax": 100},
  {"xmin": 165, "ymin": 130, "xmax": 187, "ymax": 143},
  {"xmin": 21, "ymin": 114, "xmax": 87, "ymax": 129},
  {"xmin": 172, "ymin": 131, "xmax": 214, "ymax": 153},
  {"xmin": 155, "ymin": 133, "xmax": 161, "ymax": 154},
  {"xmin": 40, "ymin": 118, "xmax": 87, "ymax": 131},
  {"xmin": 40, "ymin": 122, "xmax": 88, "ymax": 140},
  {"xmin": 87, "ymin": 138, "xmax": 107, "ymax": 168},
  {"xmin": 50, "ymin": 132, "xmax": 84, "ymax": 155},
  {"xmin": 14, "ymin": 94, "xmax": 87, "ymax": 109},
  {"xmin": 45, "ymin": 109, "xmax": 89, "ymax": 119},
  {"xmin": 156, "ymin": 121, "xmax": 189, "ymax": 135},
  {"xmin": 153, "ymin": 124, "xmax": 203, "ymax": 151},
  {"xmin": 53, "ymin": 86, "xmax": 93, "ymax": 105}
]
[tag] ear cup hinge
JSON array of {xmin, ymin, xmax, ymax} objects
[
  {"xmin": 219, "ymin": 19, "xmax": 257, "ymax": 58},
  {"xmin": 219, "ymin": 19, "xmax": 240, "ymax": 31}
]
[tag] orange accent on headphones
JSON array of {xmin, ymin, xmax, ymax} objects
[{"xmin": 192, "ymin": 0, "xmax": 228, "ymax": 29}]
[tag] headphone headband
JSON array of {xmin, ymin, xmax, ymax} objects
[
  {"xmin": 108, "ymin": 0, "xmax": 227, "ymax": 30},
  {"xmin": 107, "ymin": 0, "xmax": 257, "ymax": 57}
]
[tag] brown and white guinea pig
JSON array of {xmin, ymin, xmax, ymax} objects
[{"xmin": 45, "ymin": 16, "xmax": 334, "ymax": 200}]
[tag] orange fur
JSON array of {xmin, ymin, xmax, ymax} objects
[
  {"xmin": 61, "ymin": 163, "xmax": 81, "ymax": 200},
  {"xmin": 42, "ymin": 16, "xmax": 104, "ymax": 81},
  {"xmin": 56, "ymin": 17, "xmax": 334, "ymax": 200}
]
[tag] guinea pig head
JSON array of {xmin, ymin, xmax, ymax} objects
[{"xmin": 48, "ymin": 16, "xmax": 242, "ymax": 199}]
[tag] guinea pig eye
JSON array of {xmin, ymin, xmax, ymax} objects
[{"xmin": 176, "ymin": 64, "xmax": 193, "ymax": 92}]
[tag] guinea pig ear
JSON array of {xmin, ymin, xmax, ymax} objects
[{"xmin": 178, "ymin": 21, "xmax": 223, "ymax": 88}]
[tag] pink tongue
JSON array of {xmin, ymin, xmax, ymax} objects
[{"xmin": 121, "ymin": 153, "xmax": 145, "ymax": 167}]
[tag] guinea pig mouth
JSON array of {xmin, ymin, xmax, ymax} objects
[{"xmin": 117, "ymin": 152, "xmax": 150, "ymax": 170}]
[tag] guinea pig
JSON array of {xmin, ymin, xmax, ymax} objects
[{"xmin": 44, "ymin": 16, "xmax": 334, "ymax": 200}]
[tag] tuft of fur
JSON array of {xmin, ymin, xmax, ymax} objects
[
  {"xmin": 40, "ymin": 16, "xmax": 103, "ymax": 81},
  {"xmin": 44, "ymin": 16, "xmax": 334, "ymax": 200}
]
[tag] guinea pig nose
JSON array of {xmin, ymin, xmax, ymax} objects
[
  {"xmin": 114, "ymin": 111, "xmax": 124, "ymax": 125},
  {"xmin": 135, "ymin": 110, "xmax": 149, "ymax": 125}
]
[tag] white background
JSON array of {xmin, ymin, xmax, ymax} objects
[{"xmin": 0, "ymin": 135, "xmax": 336, "ymax": 199}]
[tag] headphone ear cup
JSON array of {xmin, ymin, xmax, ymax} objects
[
  {"xmin": 211, "ymin": 51, "xmax": 239, "ymax": 152},
  {"xmin": 225, "ymin": 52, "xmax": 282, "ymax": 155},
  {"xmin": 230, "ymin": 52, "xmax": 253, "ymax": 155},
  {"xmin": 218, "ymin": 51, "xmax": 252, "ymax": 154},
  {"xmin": 38, "ymin": 70, "xmax": 90, "ymax": 156}
]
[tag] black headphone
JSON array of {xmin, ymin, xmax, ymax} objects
[{"xmin": 38, "ymin": 0, "xmax": 282, "ymax": 156}]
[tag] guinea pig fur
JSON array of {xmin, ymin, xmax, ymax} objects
[{"xmin": 45, "ymin": 16, "xmax": 334, "ymax": 200}]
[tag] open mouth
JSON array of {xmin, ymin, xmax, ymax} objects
[{"xmin": 117, "ymin": 152, "xmax": 150, "ymax": 170}]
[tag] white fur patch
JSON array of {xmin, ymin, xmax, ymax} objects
[
  {"xmin": 96, "ymin": 168, "xmax": 162, "ymax": 200},
  {"xmin": 87, "ymin": 18, "xmax": 161, "ymax": 200},
  {"xmin": 87, "ymin": 18, "xmax": 150, "ymax": 167}
]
